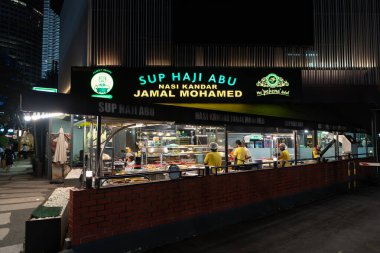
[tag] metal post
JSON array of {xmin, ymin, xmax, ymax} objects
[
  {"xmin": 47, "ymin": 118, "xmax": 52, "ymax": 180},
  {"xmin": 353, "ymin": 162, "xmax": 357, "ymax": 190},
  {"xmin": 224, "ymin": 124, "xmax": 229, "ymax": 167},
  {"xmin": 111, "ymin": 134, "xmax": 115, "ymax": 174},
  {"xmin": 96, "ymin": 116, "xmax": 102, "ymax": 178},
  {"xmin": 83, "ymin": 120, "xmax": 87, "ymax": 187},
  {"xmin": 89, "ymin": 122, "xmax": 93, "ymax": 172},
  {"xmin": 373, "ymin": 110, "xmax": 379, "ymax": 175},
  {"xmin": 33, "ymin": 121, "xmax": 38, "ymax": 158},
  {"xmin": 313, "ymin": 130, "xmax": 318, "ymax": 147},
  {"xmin": 371, "ymin": 110, "xmax": 378, "ymax": 162},
  {"xmin": 70, "ymin": 115, "xmax": 74, "ymax": 169},
  {"xmin": 347, "ymin": 161, "xmax": 351, "ymax": 192},
  {"xmin": 294, "ymin": 130, "xmax": 298, "ymax": 165},
  {"xmin": 335, "ymin": 132, "xmax": 339, "ymax": 160}
]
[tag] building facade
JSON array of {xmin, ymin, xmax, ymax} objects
[
  {"xmin": 0, "ymin": 0, "xmax": 43, "ymax": 86},
  {"xmin": 57, "ymin": 0, "xmax": 380, "ymax": 105},
  {"xmin": 41, "ymin": 0, "xmax": 60, "ymax": 79},
  {"xmin": 21, "ymin": 1, "xmax": 379, "ymax": 251}
]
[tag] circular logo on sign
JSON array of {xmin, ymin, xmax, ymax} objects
[
  {"xmin": 265, "ymin": 73, "xmax": 279, "ymax": 88},
  {"xmin": 91, "ymin": 72, "xmax": 114, "ymax": 94}
]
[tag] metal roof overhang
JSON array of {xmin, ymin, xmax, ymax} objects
[{"xmin": 20, "ymin": 91, "xmax": 371, "ymax": 132}]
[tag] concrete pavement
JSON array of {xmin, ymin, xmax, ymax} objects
[
  {"xmin": 0, "ymin": 159, "xmax": 33, "ymax": 177},
  {"xmin": 146, "ymin": 185, "xmax": 380, "ymax": 253},
  {"xmin": 0, "ymin": 159, "xmax": 57, "ymax": 253},
  {"xmin": 60, "ymin": 184, "xmax": 380, "ymax": 253}
]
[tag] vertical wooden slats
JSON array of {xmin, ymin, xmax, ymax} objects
[{"xmin": 87, "ymin": 0, "xmax": 379, "ymax": 88}]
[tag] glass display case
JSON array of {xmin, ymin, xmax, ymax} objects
[{"xmin": 83, "ymin": 118, "xmax": 226, "ymax": 177}]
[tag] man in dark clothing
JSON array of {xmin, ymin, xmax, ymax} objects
[
  {"xmin": 22, "ymin": 144, "xmax": 28, "ymax": 159},
  {"xmin": 4, "ymin": 145, "xmax": 14, "ymax": 173}
]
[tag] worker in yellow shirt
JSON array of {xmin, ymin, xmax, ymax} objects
[
  {"xmin": 278, "ymin": 143, "xmax": 290, "ymax": 167},
  {"xmin": 204, "ymin": 142, "xmax": 222, "ymax": 173},
  {"xmin": 312, "ymin": 145, "xmax": 321, "ymax": 162},
  {"xmin": 233, "ymin": 140, "xmax": 247, "ymax": 166}
]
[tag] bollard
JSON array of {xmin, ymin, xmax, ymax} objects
[{"xmin": 64, "ymin": 238, "xmax": 72, "ymax": 249}]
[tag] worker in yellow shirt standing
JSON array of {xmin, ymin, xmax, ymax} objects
[
  {"xmin": 278, "ymin": 143, "xmax": 290, "ymax": 167},
  {"xmin": 312, "ymin": 145, "xmax": 321, "ymax": 162},
  {"xmin": 204, "ymin": 142, "xmax": 222, "ymax": 173},
  {"xmin": 233, "ymin": 140, "xmax": 247, "ymax": 168}
]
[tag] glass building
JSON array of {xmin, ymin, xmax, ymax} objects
[
  {"xmin": 41, "ymin": 0, "xmax": 59, "ymax": 79},
  {"xmin": 0, "ymin": 0, "xmax": 43, "ymax": 86}
]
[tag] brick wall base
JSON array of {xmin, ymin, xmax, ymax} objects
[{"xmin": 69, "ymin": 158, "xmax": 376, "ymax": 252}]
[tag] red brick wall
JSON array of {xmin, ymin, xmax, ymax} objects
[{"xmin": 69, "ymin": 158, "xmax": 374, "ymax": 246}]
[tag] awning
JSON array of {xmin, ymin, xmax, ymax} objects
[
  {"xmin": 20, "ymin": 91, "xmax": 371, "ymax": 132},
  {"xmin": 160, "ymin": 103, "xmax": 372, "ymax": 132}
]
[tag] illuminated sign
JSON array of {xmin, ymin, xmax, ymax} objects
[
  {"xmin": 134, "ymin": 72, "xmax": 241, "ymax": 98},
  {"xmin": 32, "ymin": 87, "xmax": 58, "ymax": 93},
  {"xmin": 256, "ymin": 73, "xmax": 290, "ymax": 97},
  {"xmin": 250, "ymin": 134, "xmax": 264, "ymax": 140},
  {"xmin": 90, "ymin": 69, "xmax": 114, "ymax": 99},
  {"xmin": 71, "ymin": 67, "xmax": 301, "ymax": 103}
]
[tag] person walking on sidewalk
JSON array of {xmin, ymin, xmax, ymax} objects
[
  {"xmin": 0, "ymin": 145, "xmax": 4, "ymax": 169},
  {"xmin": 4, "ymin": 145, "xmax": 15, "ymax": 173},
  {"xmin": 22, "ymin": 143, "xmax": 28, "ymax": 159}
]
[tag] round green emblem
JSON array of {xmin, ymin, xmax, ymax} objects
[{"xmin": 265, "ymin": 73, "xmax": 279, "ymax": 88}]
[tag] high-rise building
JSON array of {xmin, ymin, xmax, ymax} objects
[
  {"xmin": 41, "ymin": 0, "xmax": 59, "ymax": 79},
  {"xmin": 0, "ymin": 0, "xmax": 43, "ymax": 86}
]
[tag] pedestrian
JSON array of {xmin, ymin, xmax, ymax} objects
[
  {"xmin": 22, "ymin": 143, "xmax": 28, "ymax": 159},
  {"xmin": 4, "ymin": 145, "xmax": 15, "ymax": 173},
  {"xmin": 204, "ymin": 142, "xmax": 222, "ymax": 173},
  {"xmin": 0, "ymin": 145, "xmax": 4, "ymax": 169}
]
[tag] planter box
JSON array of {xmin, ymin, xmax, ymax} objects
[{"xmin": 24, "ymin": 203, "xmax": 69, "ymax": 253}]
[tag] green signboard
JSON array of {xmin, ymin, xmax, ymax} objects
[{"xmin": 71, "ymin": 67, "xmax": 301, "ymax": 103}]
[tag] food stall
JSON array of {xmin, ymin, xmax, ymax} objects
[
  {"xmin": 79, "ymin": 117, "xmax": 228, "ymax": 186},
  {"xmin": 18, "ymin": 66, "xmax": 375, "ymax": 253},
  {"xmin": 20, "ymin": 66, "xmax": 373, "ymax": 186}
]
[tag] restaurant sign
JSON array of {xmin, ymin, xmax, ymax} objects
[
  {"xmin": 90, "ymin": 69, "xmax": 114, "ymax": 99},
  {"xmin": 71, "ymin": 67, "xmax": 301, "ymax": 103},
  {"xmin": 256, "ymin": 73, "xmax": 290, "ymax": 97}
]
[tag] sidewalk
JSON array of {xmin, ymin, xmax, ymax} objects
[
  {"xmin": 0, "ymin": 159, "xmax": 57, "ymax": 252},
  {"xmin": 0, "ymin": 159, "xmax": 33, "ymax": 177}
]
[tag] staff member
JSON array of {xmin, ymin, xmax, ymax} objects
[
  {"xmin": 204, "ymin": 142, "xmax": 222, "ymax": 173},
  {"xmin": 233, "ymin": 140, "xmax": 247, "ymax": 165},
  {"xmin": 242, "ymin": 141, "xmax": 252, "ymax": 163},
  {"xmin": 312, "ymin": 145, "xmax": 321, "ymax": 161},
  {"xmin": 278, "ymin": 143, "xmax": 290, "ymax": 167},
  {"xmin": 126, "ymin": 153, "xmax": 136, "ymax": 168}
]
